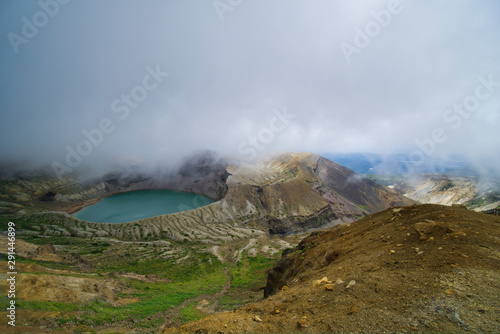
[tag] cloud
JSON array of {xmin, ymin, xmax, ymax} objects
[{"xmin": 0, "ymin": 0, "xmax": 499, "ymax": 176}]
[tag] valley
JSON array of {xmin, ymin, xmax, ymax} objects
[
  {"xmin": 165, "ymin": 204, "xmax": 500, "ymax": 333},
  {"xmin": 0, "ymin": 152, "xmax": 498, "ymax": 333},
  {"xmin": 3, "ymin": 1, "xmax": 499, "ymax": 333}
]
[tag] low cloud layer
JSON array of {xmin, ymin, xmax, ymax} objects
[{"xmin": 1, "ymin": 0, "xmax": 499, "ymax": 176}]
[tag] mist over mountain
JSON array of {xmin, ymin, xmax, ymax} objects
[
  {"xmin": 323, "ymin": 153, "xmax": 483, "ymax": 176},
  {"xmin": 1, "ymin": 2, "xmax": 500, "ymax": 331},
  {"xmin": 1, "ymin": 1, "xmax": 499, "ymax": 178}
]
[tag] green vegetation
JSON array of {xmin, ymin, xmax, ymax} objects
[
  {"xmin": 466, "ymin": 191, "xmax": 500, "ymax": 208},
  {"xmin": 9, "ymin": 255, "xmax": 77, "ymax": 271},
  {"xmin": 5, "ymin": 221, "xmax": 230, "ymax": 329},
  {"xmin": 84, "ymin": 274, "xmax": 221, "ymax": 325},
  {"xmin": 216, "ymin": 252, "xmax": 277, "ymax": 311},
  {"xmin": 17, "ymin": 300, "xmax": 87, "ymax": 312},
  {"xmin": 358, "ymin": 204, "xmax": 370, "ymax": 211},
  {"xmin": 283, "ymin": 203, "xmax": 289, "ymax": 215},
  {"xmin": 17, "ymin": 266, "xmax": 226, "ymax": 328},
  {"xmin": 179, "ymin": 302, "xmax": 205, "ymax": 323},
  {"xmin": 440, "ymin": 181, "xmax": 454, "ymax": 191},
  {"xmin": 116, "ymin": 256, "xmax": 217, "ymax": 279},
  {"xmin": 230, "ymin": 252, "xmax": 276, "ymax": 288},
  {"xmin": 2, "ymin": 214, "xmax": 49, "ymax": 230},
  {"xmin": 218, "ymin": 288, "xmax": 254, "ymax": 311},
  {"xmin": 292, "ymin": 246, "xmax": 307, "ymax": 260},
  {"xmin": 1, "ymin": 211, "xmax": 282, "ymax": 330}
]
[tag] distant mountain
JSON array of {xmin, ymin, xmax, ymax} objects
[
  {"xmin": 2, "ymin": 152, "xmax": 415, "ymax": 239},
  {"xmin": 322, "ymin": 152, "xmax": 475, "ymax": 175},
  {"xmin": 0, "ymin": 151, "xmax": 419, "ymax": 332},
  {"xmin": 225, "ymin": 152, "xmax": 416, "ymax": 235},
  {"xmin": 372, "ymin": 173, "xmax": 500, "ymax": 211}
]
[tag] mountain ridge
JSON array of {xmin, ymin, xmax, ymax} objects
[
  {"xmin": 1, "ymin": 153, "xmax": 498, "ymax": 333},
  {"xmin": 164, "ymin": 204, "xmax": 500, "ymax": 333},
  {"xmin": 4, "ymin": 152, "xmax": 415, "ymax": 241}
]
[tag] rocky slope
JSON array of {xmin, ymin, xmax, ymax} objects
[
  {"xmin": 0, "ymin": 151, "xmax": 229, "ymax": 213},
  {"xmin": 4, "ymin": 152, "xmax": 414, "ymax": 242},
  {"xmin": 0, "ymin": 216, "xmax": 298, "ymax": 333},
  {"xmin": 165, "ymin": 204, "xmax": 500, "ymax": 333},
  {"xmin": 373, "ymin": 174, "xmax": 500, "ymax": 211},
  {"xmin": 2, "ymin": 154, "xmax": 496, "ymax": 333}
]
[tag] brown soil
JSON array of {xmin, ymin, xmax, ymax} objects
[
  {"xmin": 164, "ymin": 204, "xmax": 500, "ymax": 333},
  {"xmin": 64, "ymin": 196, "xmax": 104, "ymax": 215},
  {"xmin": 27, "ymin": 196, "xmax": 103, "ymax": 215}
]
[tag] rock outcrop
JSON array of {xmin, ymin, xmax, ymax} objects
[
  {"xmin": 6, "ymin": 152, "xmax": 415, "ymax": 241},
  {"xmin": 165, "ymin": 204, "xmax": 500, "ymax": 333}
]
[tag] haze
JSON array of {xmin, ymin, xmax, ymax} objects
[{"xmin": 1, "ymin": 0, "xmax": 499, "ymax": 177}]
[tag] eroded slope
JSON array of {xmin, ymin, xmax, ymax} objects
[
  {"xmin": 6, "ymin": 152, "xmax": 414, "ymax": 241},
  {"xmin": 166, "ymin": 204, "xmax": 500, "ymax": 333}
]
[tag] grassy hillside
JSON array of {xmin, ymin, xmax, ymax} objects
[{"xmin": 0, "ymin": 213, "xmax": 284, "ymax": 332}]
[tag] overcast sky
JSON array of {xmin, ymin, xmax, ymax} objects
[{"xmin": 1, "ymin": 0, "xmax": 499, "ymax": 176}]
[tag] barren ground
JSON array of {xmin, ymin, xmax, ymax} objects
[{"xmin": 165, "ymin": 204, "xmax": 500, "ymax": 333}]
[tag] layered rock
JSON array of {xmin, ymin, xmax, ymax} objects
[{"xmin": 7, "ymin": 152, "xmax": 415, "ymax": 241}]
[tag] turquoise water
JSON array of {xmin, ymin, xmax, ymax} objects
[{"xmin": 73, "ymin": 189, "xmax": 213, "ymax": 223}]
